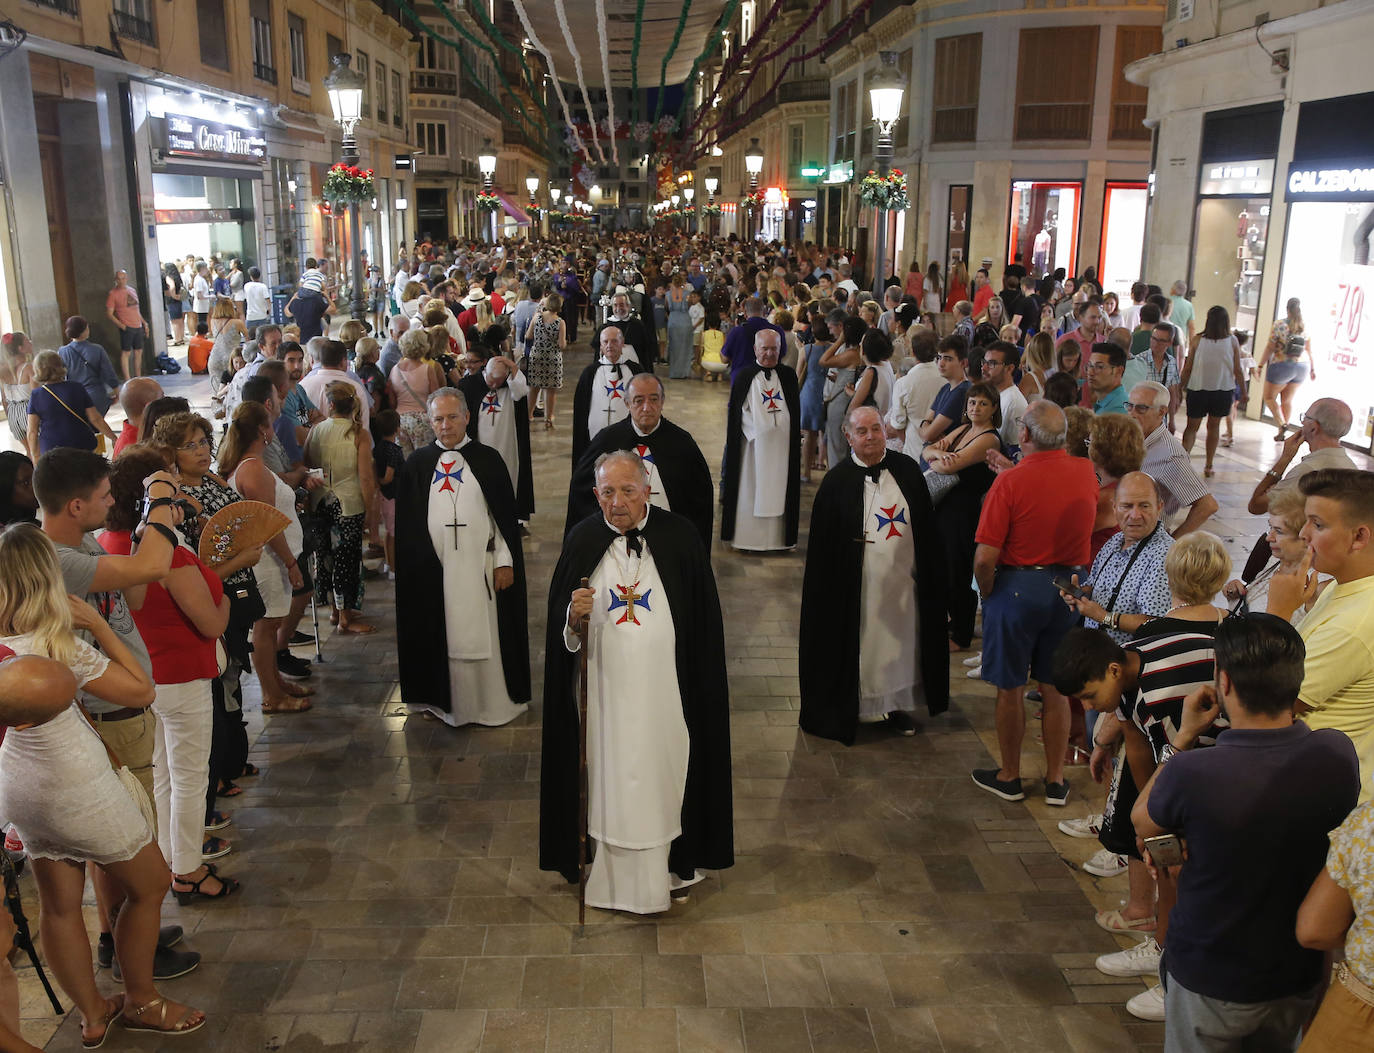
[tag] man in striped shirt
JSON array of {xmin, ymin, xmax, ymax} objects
[{"xmin": 1128, "ymin": 381, "xmax": 1218, "ymax": 537}]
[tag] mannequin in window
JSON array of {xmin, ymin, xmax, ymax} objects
[{"xmin": 1032, "ymin": 228, "xmax": 1052, "ymax": 277}]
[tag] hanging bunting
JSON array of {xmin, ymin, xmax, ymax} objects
[
  {"xmin": 628, "ymin": 0, "xmax": 648, "ymax": 127},
  {"xmin": 454, "ymin": 0, "xmax": 553, "ymax": 136},
  {"xmin": 652, "ymin": 0, "xmax": 702, "ymax": 124},
  {"xmin": 510, "ymin": 0, "xmax": 595, "ymax": 164},
  {"xmin": 594, "ymin": 0, "xmax": 619, "ymax": 165},
  {"xmin": 660, "ymin": 0, "xmax": 743, "ymax": 130},
  {"xmin": 554, "ymin": 0, "xmax": 606, "ymax": 165}
]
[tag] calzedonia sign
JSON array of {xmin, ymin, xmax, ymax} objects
[
  {"xmin": 1286, "ymin": 163, "xmax": 1374, "ymax": 201},
  {"xmin": 164, "ymin": 113, "xmax": 266, "ymax": 164}
]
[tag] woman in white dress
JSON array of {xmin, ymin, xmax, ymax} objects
[{"xmin": 0, "ymin": 524, "xmax": 206, "ymax": 1044}]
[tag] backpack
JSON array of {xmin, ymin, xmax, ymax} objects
[{"xmin": 154, "ymin": 352, "xmax": 182, "ymax": 374}]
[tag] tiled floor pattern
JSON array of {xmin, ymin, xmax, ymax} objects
[{"xmin": 17, "ymin": 356, "xmax": 1339, "ymax": 1051}]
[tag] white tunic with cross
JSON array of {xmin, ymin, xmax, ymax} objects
[
  {"xmin": 586, "ymin": 360, "xmax": 636, "ymax": 442},
  {"xmin": 731, "ymin": 369, "xmax": 791, "ymax": 551},
  {"xmin": 630, "ymin": 427, "xmax": 671, "ymax": 514},
  {"xmin": 856, "ymin": 458, "xmax": 924, "ymax": 718},
  {"xmin": 419, "ymin": 440, "xmax": 525, "ymax": 728},
  {"xmin": 476, "ymin": 369, "xmax": 529, "ymax": 498},
  {"xmin": 563, "ymin": 519, "xmax": 699, "ymax": 913}
]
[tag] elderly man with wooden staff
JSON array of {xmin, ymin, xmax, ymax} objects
[{"xmin": 540, "ymin": 451, "xmax": 733, "ymax": 915}]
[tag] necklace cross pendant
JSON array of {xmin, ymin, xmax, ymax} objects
[{"xmin": 446, "ymin": 519, "xmax": 466, "ymax": 550}]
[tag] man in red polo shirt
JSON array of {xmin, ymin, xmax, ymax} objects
[{"xmin": 972, "ymin": 400, "xmax": 1098, "ymax": 805}]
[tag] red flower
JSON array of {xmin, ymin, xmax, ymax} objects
[{"xmin": 892, "ymin": 169, "xmax": 903, "ymax": 176}]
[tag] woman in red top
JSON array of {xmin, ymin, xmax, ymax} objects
[{"xmin": 100, "ymin": 446, "xmax": 242, "ymax": 904}]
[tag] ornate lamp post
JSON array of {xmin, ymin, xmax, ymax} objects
[
  {"xmin": 394, "ymin": 196, "xmax": 408, "ymax": 258},
  {"xmin": 704, "ymin": 174, "xmax": 719, "ymax": 237},
  {"xmin": 684, "ymin": 186, "xmax": 695, "ymax": 233},
  {"xmin": 478, "ymin": 139, "xmax": 498, "ymax": 244},
  {"xmin": 324, "ymin": 52, "xmax": 366, "ymax": 322},
  {"xmin": 526, "ymin": 172, "xmax": 539, "ymax": 235},
  {"xmin": 868, "ymin": 50, "xmax": 907, "ymax": 298},
  {"xmin": 744, "ymin": 138, "xmax": 764, "ymax": 242}
]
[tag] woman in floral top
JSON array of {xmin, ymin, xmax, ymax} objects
[{"xmin": 1297, "ymin": 798, "xmax": 1374, "ymax": 1049}]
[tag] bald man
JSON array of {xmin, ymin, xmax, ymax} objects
[{"xmin": 113, "ymin": 377, "xmax": 163, "ymax": 456}]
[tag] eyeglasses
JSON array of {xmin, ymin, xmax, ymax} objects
[
  {"xmin": 1084, "ymin": 361, "xmax": 1114, "ymax": 372},
  {"xmin": 178, "ymin": 438, "xmax": 211, "ymax": 452}
]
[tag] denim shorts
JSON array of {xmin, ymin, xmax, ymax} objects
[
  {"xmin": 981, "ymin": 566, "xmax": 1080, "ymax": 690},
  {"xmin": 1265, "ymin": 357, "xmax": 1306, "ymax": 386}
]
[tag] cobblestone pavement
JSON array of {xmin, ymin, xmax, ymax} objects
[{"xmin": 19, "ymin": 349, "xmax": 1332, "ymax": 1051}]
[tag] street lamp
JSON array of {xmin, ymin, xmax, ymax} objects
[
  {"xmin": 324, "ymin": 52, "xmax": 367, "ymax": 322},
  {"xmin": 395, "ymin": 196, "xmax": 408, "ymax": 258},
  {"xmin": 478, "ymin": 138, "xmax": 497, "ymax": 243},
  {"xmin": 868, "ymin": 50, "xmax": 907, "ymax": 298},
  {"xmin": 744, "ymin": 138, "xmax": 764, "ymax": 240}
]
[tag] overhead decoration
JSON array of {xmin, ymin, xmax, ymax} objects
[
  {"xmin": 476, "ymin": 190, "xmax": 502, "ymax": 212},
  {"xmin": 554, "ymin": 0, "xmax": 606, "ymax": 164},
  {"xmin": 322, "ymin": 163, "xmax": 375, "ymax": 205},
  {"xmin": 652, "ymin": 0, "xmax": 701, "ymax": 125},
  {"xmin": 628, "ymin": 0, "xmax": 648, "ymax": 127},
  {"xmin": 593, "ymin": 0, "xmax": 620, "ymax": 165},
  {"xmin": 510, "ymin": 0, "xmax": 595, "ymax": 164},
  {"xmin": 659, "ymin": 0, "xmax": 741, "ymax": 128},
  {"xmin": 677, "ymin": 0, "xmax": 796, "ymax": 140},
  {"xmin": 455, "ymin": 0, "xmax": 552, "ymax": 134}
]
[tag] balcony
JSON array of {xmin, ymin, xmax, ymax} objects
[
  {"xmin": 463, "ymin": 78, "xmax": 503, "ymax": 119},
  {"xmin": 29, "ymin": 0, "xmax": 79, "ymax": 15},
  {"xmin": 777, "ymin": 80, "xmax": 828, "ymax": 104},
  {"xmin": 113, "ymin": 9, "xmax": 155, "ymax": 45},
  {"xmin": 1015, "ymin": 103, "xmax": 1092, "ymax": 142},
  {"xmin": 253, "ymin": 61, "xmax": 278, "ymax": 86},
  {"xmin": 411, "ymin": 71, "xmax": 458, "ymax": 95}
]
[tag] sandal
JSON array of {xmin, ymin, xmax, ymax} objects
[
  {"xmin": 262, "ymin": 696, "xmax": 313, "ymax": 713},
  {"xmin": 172, "ymin": 865, "xmax": 240, "ymax": 906},
  {"xmin": 217, "ymin": 781, "xmax": 243, "ymax": 797},
  {"xmin": 1095, "ymin": 908, "xmax": 1156, "ymax": 934},
  {"xmin": 240, "ymin": 762, "xmax": 260, "ymax": 777},
  {"xmin": 1220, "ymin": 436, "xmax": 1233, "ymax": 447},
  {"xmin": 204, "ymin": 811, "xmax": 231, "ymax": 832},
  {"xmin": 82, "ymin": 994, "xmax": 125, "ymax": 1049},
  {"xmin": 121, "ymin": 996, "xmax": 207, "ymax": 1037},
  {"xmin": 282, "ymin": 681, "xmax": 316, "ymax": 698},
  {"xmin": 337, "ymin": 621, "xmax": 376, "ymax": 635},
  {"xmin": 201, "ymin": 836, "xmax": 231, "ymax": 861}
]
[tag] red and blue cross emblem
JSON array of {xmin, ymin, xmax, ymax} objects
[{"xmin": 607, "ymin": 582, "xmax": 652, "ymax": 625}]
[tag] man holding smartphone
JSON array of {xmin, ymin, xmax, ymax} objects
[{"xmin": 1132, "ymin": 615, "xmax": 1359, "ymax": 1052}]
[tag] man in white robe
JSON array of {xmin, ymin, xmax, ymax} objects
[
  {"xmin": 395, "ymin": 389, "xmax": 530, "ymax": 727},
  {"xmin": 720, "ymin": 328, "xmax": 801, "ymax": 552},
  {"xmin": 541, "ymin": 452, "xmax": 733, "ymax": 913},
  {"xmin": 570, "ymin": 326, "xmax": 644, "ymax": 466}
]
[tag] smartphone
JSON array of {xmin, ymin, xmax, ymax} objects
[
  {"xmin": 1143, "ymin": 833, "xmax": 1185, "ymax": 868},
  {"xmin": 1053, "ymin": 575, "xmax": 1085, "ymax": 599}
]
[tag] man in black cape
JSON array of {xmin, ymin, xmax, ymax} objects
[
  {"xmin": 589, "ymin": 289, "xmax": 654, "ymax": 366},
  {"xmin": 571, "ymin": 325, "xmax": 644, "ymax": 466},
  {"xmin": 394, "ymin": 388, "xmax": 531, "ymax": 725},
  {"xmin": 799, "ymin": 406, "xmax": 950, "ymax": 745},
  {"xmin": 720, "ymin": 328, "xmax": 801, "ymax": 549},
  {"xmin": 457, "ymin": 355, "xmax": 535, "ymax": 522},
  {"xmin": 565, "ymin": 373, "xmax": 714, "ymax": 549},
  {"xmin": 539, "ymin": 452, "xmax": 732, "ymax": 899}
]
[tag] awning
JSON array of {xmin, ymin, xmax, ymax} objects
[{"xmin": 495, "ymin": 190, "xmax": 531, "ymax": 226}]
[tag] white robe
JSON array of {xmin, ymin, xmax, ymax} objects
[
  {"xmin": 857, "ymin": 460, "xmax": 924, "ymax": 718},
  {"xmin": 586, "ymin": 359, "xmax": 636, "ymax": 442},
  {"xmin": 731, "ymin": 369, "xmax": 791, "ymax": 551},
  {"xmin": 476, "ymin": 371, "xmax": 529, "ymax": 500},
  {"xmin": 410, "ymin": 439, "xmax": 525, "ymax": 728},
  {"xmin": 563, "ymin": 520, "xmax": 700, "ymax": 913},
  {"xmin": 630, "ymin": 424, "xmax": 671, "ymax": 515}
]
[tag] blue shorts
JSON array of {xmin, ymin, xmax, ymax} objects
[
  {"xmin": 981, "ymin": 566, "xmax": 1081, "ymax": 690},
  {"xmin": 1265, "ymin": 357, "xmax": 1306, "ymax": 386}
]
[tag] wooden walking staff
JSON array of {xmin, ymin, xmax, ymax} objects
[{"xmin": 576, "ymin": 575, "xmax": 591, "ymax": 930}]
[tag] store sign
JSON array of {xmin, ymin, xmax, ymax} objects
[
  {"xmin": 153, "ymin": 209, "xmax": 241, "ymax": 224},
  {"xmin": 1286, "ymin": 164, "xmax": 1374, "ymax": 201},
  {"xmin": 1198, "ymin": 159, "xmax": 1273, "ymax": 196},
  {"xmin": 826, "ymin": 162, "xmax": 853, "ymax": 185},
  {"xmin": 164, "ymin": 113, "xmax": 266, "ymax": 163}
]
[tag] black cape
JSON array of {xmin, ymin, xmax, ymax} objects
[
  {"xmin": 539, "ymin": 507, "xmax": 733, "ymax": 883},
  {"xmin": 798, "ymin": 455, "xmax": 950, "ymax": 745},
  {"xmin": 394, "ymin": 440, "xmax": 532, "ymax": 713},
  {"xmin": 457, "ymin": 372, "xmax": 535, "ymax": 521},
  {"xmin": 571, "ymin": 358, "xmax": 644, "ymax": 466},
  {"xmin": 564, "ymin": 417, "xmax": 715, "ymax": 550},
  {"xmin": 719, "ymin": 363, "xmax": 802, "ymax": 547}
]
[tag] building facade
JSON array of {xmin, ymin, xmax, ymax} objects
[{"xmin": 1128, "ymin": 0, "xmax": 1374, "ymax": 445}]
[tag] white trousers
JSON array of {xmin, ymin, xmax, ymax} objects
[{"xmin": 151, "ymin": 679, "xmax": 213, "ymax": 875}]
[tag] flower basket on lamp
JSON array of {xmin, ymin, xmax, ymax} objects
[
  {"xmin": 701, "ymin": 204, "xmax": 722, "ymax": 217},
  {"xmin": 476, "ymin": 190, "xmax": 502, "ymax": 213},
  {"xmin": 857, "ymin": 169, "xmax": 908, "ymax": 211},
  {"xmin": 321, "ymin": 162, "xmax": 375, "ymax": 205},
  {"xmin": 739, "ymin": 188, "xmax": 766, "ymax": 215}
]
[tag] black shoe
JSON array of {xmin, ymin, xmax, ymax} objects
[
  {"xmin": 971, "ymin": 768, "xmax": 1025, "ymax": 802},
  {"xmin": 112, "ymin": 943, "xmax": 201, "ymax": 982},
  {"xmin": 884, "ymin": 711, "xmax": 918, "ymax": 736},
  {"xmin": 277, "ymin": 650, "xmax": 312, "ymax": 679},
  {"xmin": 289, "ymin": 631, "xmax": 314, "ymax": 646},
  {"xmin": 97, "ymin": 925, "xmax": 184, "ymax": 970},
  {"xmin": 532, "ymin": 406, "xmax": 545, "ymax": 418},
  {"xmin": 1045, "ymin": 780, "xmax": 1070, "ymax": 807}
]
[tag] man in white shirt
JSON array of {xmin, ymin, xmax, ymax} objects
[
  {"xmin": 299, "ymin": 338, "xmax": 371, "ymax": 431},
  {"xmin": 982, "ymin": 341, "xmax": 1029, "ymax": 448},
  {"xmin": 835, "ymin": 263, "xmax": 859, "ymax": 298},
  {"xmin": 243, "ymin": 267, "xmax": 271, "ymax": 330},
  {"xmin": 886, "ymin": 330, "xmax": 945, "ymax": 459},
  {"xmin": 1129, "ymin": 381, "xmax": 1218, "ymax": 537},
  {"xmin": 877, "ymin": 286, "xmax": 902, "ymax": 336}
]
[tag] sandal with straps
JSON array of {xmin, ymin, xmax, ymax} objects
[
  {"xmin": 172, "ymin": 864, "xmax": 240, "ymax": 906},
  {"xmin": 121, "ymin": 996, "xmax": 207, "ymax": 1037},
  {"xmin": 81, "ymin": 994, "xmax": 124, "ymax": 1049}
]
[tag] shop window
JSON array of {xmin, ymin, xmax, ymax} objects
[
  {"xmin": 946, "ymin": 184, "xmax": 972, "ymax": 274},
  {"xmin": 1008, "ymin": 181, "xmax": 1082, "ymax": 278},
  {"xmin": 1194, "ymin": 197, "xmax": 1269, "ymax": 337},
  {"xmin": 932, "ymin": 34, "xmax": 981, "ymax": 144},
  {"xmin": 1110, "ymin": 26, "xmax": 1160, "ymax": 142},
  {"xmin": 197, "ymin": 0, "xmax": 229, "ymax": 70},
  {"xmin": 114, "ymin": 0, "xmax": 156, "ymax": 46},
  {"xmin": 288, "ymin": 13, "xmax": 308, "ymax": 94},
  {"xmin": 376, "ymin": 61, "xmax": 388, "ymax": 124},
  {"xmin": 356, "ymin": 51, "xmax": 369, "ymax": 117},
  {"xmin": 1099, "ymin": 182, "xmax": 1149, "ymax": 296},
  {"xmin": 392, "ymin": 70, "xmax": 403, "ymax": 129},
  {"xmin": 250, "ymin": 0, "xmax": 275, "ymax": 84},
  {"xmin": 1015, "ymin": 27, "xmax": 1098, "ymax": 141}
]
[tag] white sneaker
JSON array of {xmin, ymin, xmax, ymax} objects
[
  {"xmin": 1096, "ymin": 937, "xmax": 1161, "ymax": 977},
  {"xmin": 1083, "ymin": 848, "xmax": 1129, "ymax": 877},
  {"xmin": 1126, "ymin": 983, "xmax": 1166, "ymax": 1021},
  {"xmin": 1058, "ymin": 814, "xmax": 1103, "ymax": 839},
  {"xmin": 965, "ymin": 665, "xmax": 983, "ymax": 679},
  {"xmin": 962, "ymin": 652, "xmax": 983, "ymax": 667}
]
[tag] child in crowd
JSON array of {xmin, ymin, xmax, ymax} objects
[
  {"xmin": 372, "ymin": 410, "xmax": 405, "ymax": 578},
  {"xmin": 187, "ymin": 323, "xmax": 213, "ymax": 375}
]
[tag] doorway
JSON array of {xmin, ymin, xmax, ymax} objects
[{"xmin": 35, "ymin": 109, "xmax": 78, "ymax": 322}]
